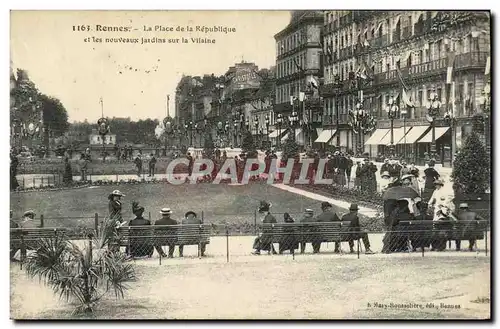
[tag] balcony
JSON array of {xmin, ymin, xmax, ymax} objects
[{"xmin": 371, "ymin": 51, "xmax": 489, "ymax": 86}]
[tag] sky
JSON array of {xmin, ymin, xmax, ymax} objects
[{"xmin": 10, "ymin": 10, "xmax": 291, "ymax": 123}]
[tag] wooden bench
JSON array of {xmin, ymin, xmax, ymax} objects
[
  {"xmin": 396, "ymin": 220, "xmax": 489, "ymax": 249},
  {"xmin": 258, "ymin": 221, "xmax": 355, "ymax": 250},
  {"xmin": 10, "ymin": 227, "xmax": 69, "ymax": 260},
  {"xmin": 117, "ymin": 224, "xmax": 210, "ymax": 254}
]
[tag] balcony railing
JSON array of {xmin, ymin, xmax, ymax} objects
[
  {"xmin": 372, "ymin": 34, "xmax": 389, "ymax": 48},
  {"xmin": 372, "ymin": 51, "xmax": 488, "ymax": 86}
]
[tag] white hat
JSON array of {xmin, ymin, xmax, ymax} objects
[
  {"xmin": 401, "ymin": 174, "xmax": 413, "ymax": 181},
  {"xmin": 160, "ymin": 208, "xmax": 172, "ymax": 215},
  {"xmin": 381, "ymin": 171, "xmax": 390, "ymax": 178},
  {"xmin": 111, "ymin": 190, "xmax": 125, "ymax": 196}
]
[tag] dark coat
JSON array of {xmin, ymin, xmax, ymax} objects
[
  {"xmin": 341, "ymin": 211, "xmax": 361, "ymax": 231},
  {"xmin": 390, "ymin": 164, "xmax": 402, "ymax": 178},
  {"xmin": 424, "ymin": 167, "xmax": 440, "ymax": 189},
  {"xmin": 315, "ymin": 210, "xmax": 340, "ymax": 222},
  {"xmin": 380, "ymin": 163, "xmax": 391, "ymax": 174},
  {"xmin": 155, "ymin": 217, "xmax": 178, "ymax": 226},
  {"xmin": 154, "ymin": 217, "xmax": 178, "ymax": 244},
  {"xmin": 128, "ymin": 217, "xmax": 153, "ymax": 257}
]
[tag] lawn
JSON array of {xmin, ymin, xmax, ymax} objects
[
  {"xmin": 10, "ymin": 255, "xmax": 490, "ymax": 319},
  {"xmin": 10, "ymin": 182, "xmax": 356, "ymax": 229}
]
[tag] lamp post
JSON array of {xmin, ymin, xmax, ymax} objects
[
  {"xmin": 303, "ymin": 87, "xmax": 314, "ymax": 148},
  {"xmin": 253, "ymin": 114, "xmax": 259, "ymax": 146},
  {"xmin": 276, "ymin": 113, "xmax": 283, "ymax": 149},
  {"xmin": 333, "ymin": 74, "xmax": 342, "ymax": 151},
  {"xmin": 265, "ymin": 114, "xmax": 270, "ymax": 144},
  {"xmin": 426, "ymin": 88, "xmax": 442, "ymax": 161},
  {"xmin": 401, "ymin": 107, "xmax": 407, "ymax": 161},
  {"xmin": 478, "ymin": 84, "xmax": 491, "ymax": 154},
  {"xmin": 386, "ymin": 95, "xmax": 399, "ymax": 157},
  {"xmin": 289, "ymin": 111, "xmax": 299, "ymax": 142}
]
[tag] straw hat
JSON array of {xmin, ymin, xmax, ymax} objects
[
  {"xmin": 459, "ymin": 203, "xmax": 469, "ymax": 209},
  {"xmin": 160, "ymin": 208, "xmax": 172, "ymax": 215},
  {"xmin": 381, "ymin": 171, "xmax": 390, "ymax": 178},
  {"xmin": 111, "ymin": 190, "xmax": 125, "ymax": 197},
  {"xmin": 305, "ymin": 208, "xmax": 314, "ymax": 215}
]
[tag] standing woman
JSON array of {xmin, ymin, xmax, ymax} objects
[
  {"xmin": 423, "ymin": 159, "xmax": 440, "ymax": 202},
  {"xmin": 108, "ymin": 190, "xmax": 126, "ymax": 225}
]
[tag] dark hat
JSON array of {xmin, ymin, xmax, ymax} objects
[
  {"xmin": 258, "ymin": 200, "xmax": 272, "ymax": 212},
  {"xmin": 349, "ymin": 204, "xmax": 359, "ymax": 211},
  {"xmin": 185, "ymin": 211, "xmax": 197, "ymax": 218},
  {"xmin": 321, "ymin": 201, "xmax": 332, "ymax": 209}
]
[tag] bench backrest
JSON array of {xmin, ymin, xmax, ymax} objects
[
  {"xmin": 10, "ymin": 227, "xmax": 68, "ymax": 241},
  {"xmin": 259, "ymin": 221, "xmax": 352, "ymax": 242},
  {"xmin": 117, "ymin": 224, "xmax": 210, "ymax": 244}
]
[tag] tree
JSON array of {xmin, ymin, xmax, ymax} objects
[
  {"xmin": 10, "ymin": 69, "xmax": 42, "ymax": 124},
  {"xmin": 282, "ymin": 133, "xmax": 300, "ymax": 161},
  {"xmin": 24, "ymin": 216, "xmax": 136, "ymax": 315},
  {"xmin": 241, "ymin": 130, "xmax": 257, "ymax": 157},
  {"xmin": 451, "ymin": 132, "xmax": 490, "ymax": 196},
  {"xmin": 39, "ymin": 94, "xmax": 70, "ymax": 138}
]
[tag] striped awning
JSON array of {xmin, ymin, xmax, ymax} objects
[
  {"xmin": 364, "ymin": 129, "xmax": 390, "ymax": 145},
  {"xmin": 418, "ymin": 127, "xmax": 450, "ymax": 143},
  {"xmin": 379, "ymin": 127, "xmax": 406, "ymax": 145},
  {"xmin": 397, "ymin": 125, "xmax": 429, "ymax": 144},
  {"xmin": 315, "ymin": 129, "xmax": 336, "ymax": 143}
]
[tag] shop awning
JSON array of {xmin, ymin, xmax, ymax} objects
[
  {"xmin": 379, "ymin": 127, "xmax": 406, "ymax": 145},
  {"xmin": 315, "ymin": 129, "xmax": 336, "ymax": 143},
  {"xmin": 397, "ymin": 125, "xmax": 429, "ymax": 144},
  {"xmin": 295, "ymin": 128, "xmax": 303, "ymax": 137},
  {"xmin": 316, "ymin": 128, "xmax": 323, "ymax": 136},
  {"xmin": 364, "ymin": 129, "xmax": 390, "ymax": 145},
  {"xmin": 269, "ymin": 130, "xmax": 286, "ymax": 138},
  {"xmin": 418, "ymin": 127, "xmax": 450, "ymax": 143},
  {"xmin": 280, "ymin": 133, "xmax": 290, "ymax": 143}
]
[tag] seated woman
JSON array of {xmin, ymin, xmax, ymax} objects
[
  {"xmin": 128, "ymin": 202, "xmax": 154, "ymax": 258},
  {"xmin": 382, "ymin": 199, "xmax": 414, "ymax": 253},
  {"xmin": 410, "ymin": 200, "xmax": 433, "ymax": 251},
  {"xmin": 279, "ymin": 213, "xmax": 298, "ymax": 254}
]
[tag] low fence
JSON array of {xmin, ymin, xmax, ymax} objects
[{"xmin": 11, "ymin": 220, "xmax": 490, "ymax": 267}]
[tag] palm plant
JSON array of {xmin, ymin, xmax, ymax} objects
[{"xmin": 24, "ymin": 216, "xmax": 136, "ymax": 315}]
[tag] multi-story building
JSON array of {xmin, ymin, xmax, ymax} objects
[
  {"xmin": 320, "ymin": 10, "xmax": 490, "ymax": 165},
  {"xmin": 274, "ymin": 11, "xmax": 324, "ymax": 149}
]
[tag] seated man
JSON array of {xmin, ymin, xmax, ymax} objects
[
  {"xmin": 315, "ymin": 202, "xmax": 340, "ymax": 253},
  {"xmin": 252, "ymin": 201, "xmax": 277, "ymax": 255},
  {"xmin": 128, "ymin": 202, "xmax": 154, "ymax": 258},
  {"xmin": 154, "ymin": 208, "xmax": 178, "ymax": 258},
  {"xmin": 455, "ymin": 203, "xmax": 484, "ymax": 252},
  {"xmin": 300, "ymin": 209, "xmax": 316, "ymax": 254},
  {"xmin": 341, "ymin": 204, "xmax": 375, "ymax": 254},
  {"xmin": 179, "ymin": 211, "xmax": 207, "ymax": 257}
]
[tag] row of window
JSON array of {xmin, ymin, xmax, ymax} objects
[
  {"xmin": 275, "ymin": 79, "xmax": 307, "ymax": 104},
  {"xmin": 322, "ymin": 37, "xmax": 482, "ymax": 84},
  {"xmin": 322, "ymin": 80, "xmax": 477, "ymax": 119},
  {"xmin": 276, "ymin": 28, "xmax": 307, "ymax": 55},
  {"xmin": 276, "ymin": 52, "xmax": 307, "ymax": 79}
]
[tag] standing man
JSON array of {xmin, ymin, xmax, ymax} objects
[
  {"xmin": 134, "ymin": 154, "xmax": 143, "ymax": 178},
  {"xmin": 148, "ymin": 153, "xmax": 157, "ymax": 177},
  {"xmin": 341, "ymin": 204, "xmax": 375, "ymax": 254},
  {"xmin": 345, "ymin": 154, "xmax": 353, "ymax": 187},
  {"xmin": 455, "ymin": 203, "xmax": 484, "ymax": 252},
  {"xmin": 315, "ymin": 202, "xmax": 341, "ymax": 253},
  {"xmin": 186, "ymin": 152, "xmax": 194, "ymax": 176},
  {"xmin": 154, "ymin": 208, "xmax": 178, "ymax": 258},
  {"xmin": 423, "ymin": 159, "xmax": 440, "ymax": 202}
]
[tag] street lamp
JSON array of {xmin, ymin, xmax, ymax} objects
[
  {"xmin": 332, "ymin": 74, "xmax": 342, "ymax": 150},
  {"xmin": 265, "ymin": 114, "xmax": 270, "ymax": 144},
  {"xmin": 289, "ymin": 111, "xmax": 299, "ymax": 141},
  {"xmin": 276, "ymin": 113, "xmax": 283, "ymax": 149},
  {"xmin": 386, "ymin": 95, "xmax": 399, "ymax": 157},
  {"xmin": 425, "ymin": 88, "xmax": 442, "ymax": 161},
  {"xmin": 400, "ymin": 107, "xmax": 408, "ymax": 161}
]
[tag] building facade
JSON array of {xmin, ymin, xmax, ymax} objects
[
  {"xmin": 320, "ymin": 10, "xmax": 490, "ymax": 165},
  {"xmin": 274, "ymin": 11, "xmax": 324, "ymax": 148}
]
